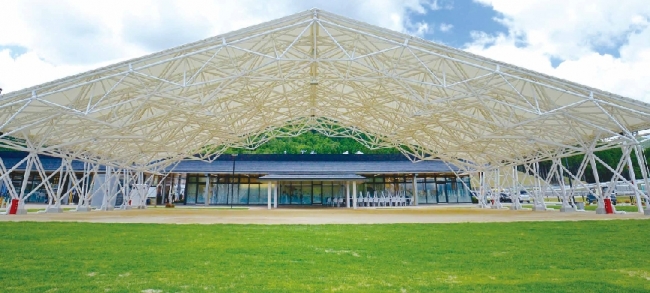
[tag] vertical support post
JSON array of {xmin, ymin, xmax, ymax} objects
[
  {"xmin": 49, "ymin": 158, "xmax": 66, "ymax": 213},
  {"xmin": 413, "ymin": 174, "xmax": 418, "ymax": 206},
  {"xmin": 140, "ymin": 171, "xmax": 147, "ymax": 209},
  {"xmin": 267, "ymin": 181, "xmax": 272, "ymax": 210},
  {"xmin": 77, "ymin": 162, "xmax": 90, "ymax": 211},
  {"xmin": 205, "ymin": 174, "xmax": 210, "ymax": 207},
  {"xmin": 633, "ymin": 145, "xmax": 650, "ymax": 214},
  {"xmin": 510, "ymin": 166, "xmax": 522, "ymax": 210},
  {"xmin": 17, "ymin": 155, "xmax": 34, "ymax": 214},
  {"xmin": 478, "ymin": 171, "xmax": 480, "ymax": 209},
  {"xmin": 273, "ymin": 182, "xmax": 278, "ymax": 208},
  {"xmin": 589, "ymin": 152, "xmax": 606, "ymax": 214},
  {"xmin": 352, "ymin": 181, "xmax": 357, "ymax": 209},
  {"xmin": 557, "ymin": 158, "xmax": 572, "ymax": 212},
  {"xmin": 491, "ymin": 168, "xmax": 502, "ymax": 209},
  {"xmin": 624, "ymin": 145, "xmax": 644, "ymax": 213},
  {"xmin": 123, "ymin": 169, "xmax": 131, "ymax": 210},
  {"xmin": 532, "ymin": 161, "xmax": 546, "ymax": 211},
  {"xmin": 345, "ymin": 181, "xmax": 350, "ymax": 208}
]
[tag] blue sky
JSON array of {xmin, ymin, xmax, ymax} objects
[{"xmin": 407, "ymin": 0, "xmax": 507, "ymax": 48}]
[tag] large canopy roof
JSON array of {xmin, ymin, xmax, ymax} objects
[{"xmin": 2, "ymin": 8, "xmax": 650, "ymax": 171}]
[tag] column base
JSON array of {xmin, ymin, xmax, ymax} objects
[
  {"xmin": 509, "ymin": 205, "xmax": 522, "ymax": 210},
  {"xmin": 137, "ymin": 206, "xmax": 147, "ymax": 209},
  {"xmin": 121, "ymin": 206, "xmax": 133, "ymax": 210},
  {"xmin": 46, "ymin": 207, "xmax": 64, "ymax": 213},
  {"xmin": 490, "ymin": 205, "xmax": 500, "ymax": 209},
  {"xmin": 76, "ymin": 206, "xmax": 91, "ymax": 212},
  {"xmin": 644, "ymin": 209, "xmax": 650, "ymax": 216},
  {"xmin": 532, "ymin": 205, "xmax": 546, "ymax": 211},
  {"xmin": 559, "ymin": 207, "xmax": 574, "ymax": 212},
  {"xmin": 15, "ymin": 208, "xmax": 27, "ymax": 215},
  {"xmin": 596, "ymin": 207, "xmax": 607, "ymax": 214},
  {"xmin": 100, "ymin": 206, "xmax": 115, "ymax": 211}
]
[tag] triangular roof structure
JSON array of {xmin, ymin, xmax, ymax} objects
[{"xmin": 2, "ymin": 8, "xmax": 650, "ymax": 171}]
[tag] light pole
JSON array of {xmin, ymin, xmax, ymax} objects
[{"xmin": 230, "ymin": 154, "xmax": 238, "ymax": 209}]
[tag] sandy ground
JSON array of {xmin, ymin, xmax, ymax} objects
[{"xmin": 0, "ymin": 205, "xmax": 648, "ymax": 224}]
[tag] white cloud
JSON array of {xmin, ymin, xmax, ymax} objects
[
  {"xmin": 428, "ymin": 0, "xmax": 454, "ymax": 10},
  {"xmin": 467, "ymin": 0, "xmax": 650, "ymax": 102},
  {"xmin": 439, "ymin": 23, "xmax": 453, "ymax": 32},
  {"xmin": 0, "ymin": 0, "xmax": 432, "ymax": 92}
]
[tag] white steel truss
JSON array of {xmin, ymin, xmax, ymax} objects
[{"xmin": 1, "ymin": 9, "xmax": 650, "ymax": 214}]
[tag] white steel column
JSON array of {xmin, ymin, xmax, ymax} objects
[
  {"xmin": 589, "ymin": 153, "xmax": 606, "ymax": 214},
  {"xmin": 16, "ymin": 155, "xmax": 34, "ymax": 214},
  {"xmin": 345, "ymin": 181, "xmax": 350, "ymax": 208},
  {"xmin": 122, "ymin": 169, "xmax": 132, "ymax": 210},
  {"xmin": 510, "ymin": 166, "xmax": 522, "ymax": 210},
  {"xmin": 532, "ymin": 161, "xmax": 546, "ymax": 211},
  {"xmin": 479, "ymin": 171, "xmax": 487, "ymax": 208},
  {"xmin": 633, "ymin": 145, "xmax": 650, "ymax": 215},
  {"xmin": 352, "ymin": 181, "xmax": 357, "ymax": 209},
  {"xmin": 267, "ymin": 181, "xmax": 272, "ymax": 209},
  {"xmin": 557, "ymin": 158, "xmax": 572, "ymax": 212},
  {"xmin": 413, "ymin": 174, "xmax": 418, "ymax": 206},
  {"xmin": 205, "ymin": 174, "xmax": 210, "ymax": 207},
  {"xmin": 624, "ymin": 146, "xmax": 644, "ymax": 213},
  {"xmin": 47, "ymin": 159, "xmax": 67, "ymax": 213},
  {"xmin": 491, "ymin": 168, "xmax": 502, "ymax": 209},
  {"xmin": 273, "ymin": 182, "xmax": 278, "ymax": 208}
]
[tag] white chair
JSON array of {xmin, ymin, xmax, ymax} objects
[
  {"xmin": 373, "ymin": 196, "xmax": 378, "ymax": 207},
  {"xmin": 325, "ymin": 197, "xmax": 331, "ymax": 207},
  {"xmin": 336, "ymin": 197, "xmax": 341, "ymax": 207}
]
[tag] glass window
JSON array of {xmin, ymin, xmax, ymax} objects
[
  {"xmin": 216, "ymin": 183, "xmax": 229, "ymax": 204},
  {"xmin": 280, "ymin": 183, "xmax": 291, "ymax": 204},
  {"xmin": 238, "ymin": 183, "xmax": 249, "ymax": 204},
  {"xmin": 186, "ymin": 183, "xmax": 197, "ymax": 204},
  {"xmin": 290, "ymin": 183, "xmax": 301, "ymax": 204},
  {"xmin": 437, "ymin": 182, "xmax": 447, "ymax": 203},
  {"xmin": 446, "ymin": 177, "xmax": 457, "ymax": 203},
  {"xmin": 248, "ymin": 184, "xmax": 261, "ymax": 204},
  {"xmin": 425, "ymin": 182, "xmax": 437, "ymax": 203},
  {"xmin": 301, "ymin": 183, "xmax": 311, "ymax": 205},
  {"xmin": 196, "ymin": 184, "xmax": 206, "ymax": 204},
  {"xmin": 313, "ymin": 184, "xmax": 322, "ymax": 204},
  {"xmin": 323, "ymin": 183, "xmax": 333, "ymax": 203}
]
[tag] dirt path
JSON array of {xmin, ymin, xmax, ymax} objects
[{"xmin": 1, "ymin": 206, "xmax": 647, "ymax": 224}]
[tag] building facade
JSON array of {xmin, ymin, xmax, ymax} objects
[{"xmin": 0, "ymin": 152, "xmax": 472, "ymax": 206}]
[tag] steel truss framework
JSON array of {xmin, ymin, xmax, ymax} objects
[{"xmin": 1, "ymin": 9, "xmax": 650, "ymax": 213}]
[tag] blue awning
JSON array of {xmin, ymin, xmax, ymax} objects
[{"xmin": 259, "ymin": 174, "xmax": 366, "ymax": 181}]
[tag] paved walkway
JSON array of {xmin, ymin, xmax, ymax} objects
[{"xmin": 0, "ymin": 205, "xmax": 647, "ymax": 224}]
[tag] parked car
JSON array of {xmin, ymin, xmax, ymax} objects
[
  {"xmin": 519, "ymin": 190, "xmax": 531, "ymax": 203},
  {"xmin": 499, "ymin": 193, "xmax": 511, "ymax": 203},
  {"xmin": 586, "ymin": 193, "xmax": 617, "ymax": 205}
]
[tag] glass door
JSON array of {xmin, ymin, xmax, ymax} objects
[
  {"xmin": 313, "ymin": 183, "xmax": 322, "ymax": 205},
  {"xmin": 437, "ymin": 181, "xmax": 447, "ymax": 203}
]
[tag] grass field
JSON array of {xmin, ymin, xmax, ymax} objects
[{"xmin": 1, "ymin": 220, "xmax": 649, "ymax": 292}]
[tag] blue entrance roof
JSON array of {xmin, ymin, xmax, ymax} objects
[
  {"xmin": 169, "ymin": 154, "xmax": 458, "ymax": 174},
  {"xmin": 0, "ymin": 152, "xmax": 460, "ymax": 175}
]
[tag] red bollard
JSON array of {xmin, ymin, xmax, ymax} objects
[
  {"xmin": 8, "ymin": 199, "xmax": 19, "ymax": 215},
  {"xmin": 604, "ymin": 198, "xmax": 613, "ymax": 214}
]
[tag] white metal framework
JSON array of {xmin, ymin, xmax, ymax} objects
[{"xmin": 1, "ymin": 9, "xmax": 649, "ymax": 213}]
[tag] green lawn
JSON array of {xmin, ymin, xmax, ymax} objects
[{"xmin": 1, "ymin": 221, "xmax": 649, "ymax": 292}]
